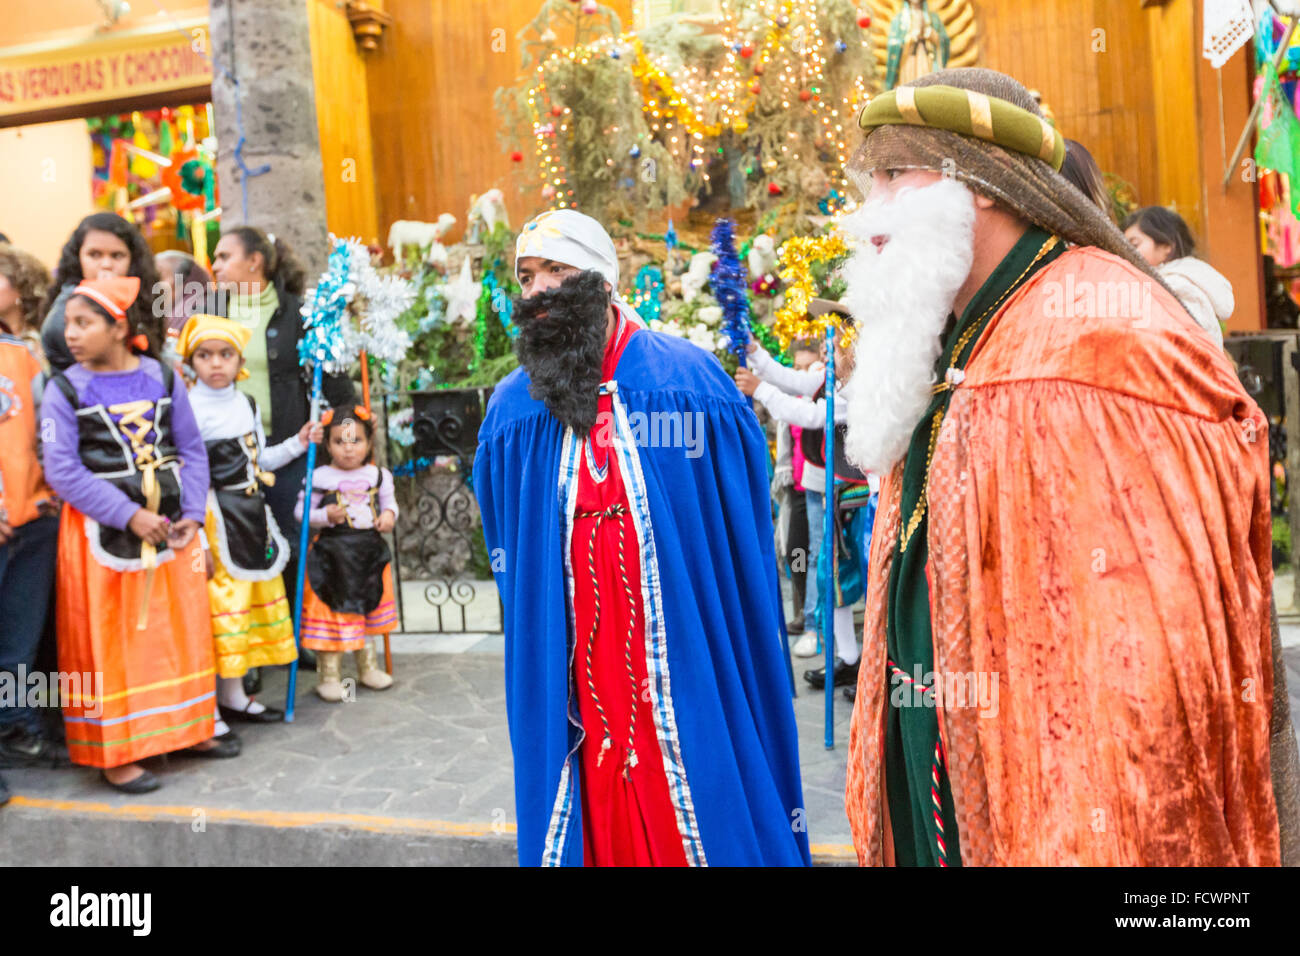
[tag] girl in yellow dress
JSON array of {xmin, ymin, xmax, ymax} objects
[{"xmin": 179, "ymin": 315, "xmax": 321, "ymax": 723}]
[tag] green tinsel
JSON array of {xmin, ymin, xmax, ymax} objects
[{"xmin": 749, "ymin": 314, "xmax": 787, "ymax": 365}]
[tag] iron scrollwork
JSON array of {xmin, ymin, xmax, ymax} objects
[{"xmin": 383, "ymin": 387, "xmax": 502, "ymax": 633}]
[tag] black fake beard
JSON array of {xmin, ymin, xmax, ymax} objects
[{"xmin": 512, "ymin": 269, "xmax": 610, "ymax": 434}]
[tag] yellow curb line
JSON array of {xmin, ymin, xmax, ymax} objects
[
  {"xmin": 7, "ymin": 796, "xmax": 859, "ymax": 860},
  {"xmin": 5, "ymin": 796, "xmax": 516, "ymax": 838},
  {"xmin": 809, "ymin": 843, "xmax": 857, "ymax": 861}
]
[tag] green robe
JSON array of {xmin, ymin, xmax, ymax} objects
[{"xmin": 883, "ymin": 227, "xmax": 1064, "ymax": 866}]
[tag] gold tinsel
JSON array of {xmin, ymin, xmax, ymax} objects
[{"xmin": 773, "ymin": 232, "xmax": 849, "ymax": 348}]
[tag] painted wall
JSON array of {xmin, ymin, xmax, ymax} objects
[{"xmin": 0, "ymin": 120, "xmax": 94, "ymax": 268}]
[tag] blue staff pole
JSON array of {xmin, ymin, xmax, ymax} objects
[
  {"xmin": 286, "ymin": 361, "xmax": 323, "ymax": 723},
  {"xmin": 823, "ymin": 325, "xmax": 837, "ymax": 750}
]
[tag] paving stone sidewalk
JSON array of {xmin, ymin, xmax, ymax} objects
[
  {"xmin": 2, "ymin": 642, "xmax": 857, "ymax": 865},
  {"xmin": 5, "ymin": 588, "xmax": 1298, "ymax": 865}
]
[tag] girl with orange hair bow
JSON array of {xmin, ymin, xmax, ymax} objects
[
  {"xmin": 293, "ymin": 406, "xmax": 397, "ymax": 702},
  {"xmin": 41, "ymin": 277, "xmax": 235, "ymax": 794}
]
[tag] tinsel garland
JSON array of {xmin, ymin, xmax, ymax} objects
[
  {"xmin": 470, "ymin": 279, "xmax": 490, "ymax": 373},
  {"xmin": 482, "ymin": 271, "xmax": 518, "ymax": 339},
  {"xmin": 772, "ymin": 232, "xmax": 849, "ymax": 348},
  {"xmin": 299, "ymin": 236, "xmax": 416, "ymax": 375},
  {"xmin": 633, "ymin": 263, "xmax": 665, "ymax": 322},
  {"xmin": 631, "ymin": 36, "xmax": 760, "ymax": 137},
  {"xmin": 709, "ymin": 218, "xmax": 751, "ymax": 363},
  {"xmin": 299, "ymin": 240, "xmax": 351, "ymax": 373},
  {"xmin": 749, "ymin": 314, "xmax": 786, "ymax": 362}
]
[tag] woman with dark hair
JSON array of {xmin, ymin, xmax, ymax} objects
[
  {"xmin": 40, "ymin": 213, "xmax": 161, "ymax": 372},
  {"xmin": 155, "ymin": 249, "xmax": 214, "ymax": 332},
  {"xmin": 1060, "ymin": 138, "xmax": 1113, "ymax": 223},
  {"xmin": 1123, "ymin": 205, "xmax": 1233, "ymax": 347},
  {"xmin": 211, "ymin": 226, "xmax": 355, "ymax": 681}
]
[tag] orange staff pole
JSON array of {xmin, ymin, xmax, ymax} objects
[{"xmin": 359, "ymin": 349, "xmax": 391, "ymax": 674}]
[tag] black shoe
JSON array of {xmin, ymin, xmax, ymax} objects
[
  {"xmin": 0, "ymin": 772, "xmax": 10, "ymax": 806},
  {"xmin": 297, "ymin": 648, "xmax": 317, "ymax": 672},
  {"xmin": 803, "ymin": 658, "xmax": 859, "ymax": 690},
  {"xmin": 242, "ymin": 667, "xmax": 263, "ymax": 696},
  {"xmin": 181, "ymin": 731, "xmax": 242, "ymax": 759},
  {"xmin": 0, "ymin": 725, "xmax": 71, "ymax": 769},
  {"xmin": 102, "ymin": 768, "xmax": 162, "ymax": 794},
  {"xmin": 220, "ymin": 701, "xmax": 284, "ymax": 724},
  {"xmin": 842, "ymin": 685, "xmax": 857, "ymax": 703}
]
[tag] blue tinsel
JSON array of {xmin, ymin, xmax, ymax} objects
[
  {"xmin": 483, "ymin": 271, "xmax": 518, "ymax": 339},
  {"xmin": 633, "ymin": 264, "xmax": 665, "ymax": 323},
  {"xmin": 392, "ymin": 455, "xmax": 434, "ymax": 477},
  {"xmin": 709, "ymin": 218, "xmax": 752, "ymax": 364},
  {"xmin": 298, "ymin": 238, "xmax": 353, "ymax": 372}
]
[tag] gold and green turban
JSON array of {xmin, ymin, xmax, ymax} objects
[
  {"xmin": 859, "ymin": 83, "xmax": 1065, "ymax": 171},
  {"xmin": 846, "ymin": 68, "xmax": 1163, "ymax": 286}
]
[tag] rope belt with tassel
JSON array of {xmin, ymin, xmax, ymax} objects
[
  {"xmin": 109, "ymin": 400, "xmax": 177, "ymax": 630},
  {"xmin": 577, "ymin": 504, "xmax": 641, "ymax": 780}
]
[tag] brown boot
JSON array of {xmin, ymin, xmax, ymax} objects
[
  {"xmin": 315, "ymin": 651, "xmax": 345, "ymax": 702},
  {"xmin": 354, "ymin": 642, "xmax": 393, "ymax": 691}
]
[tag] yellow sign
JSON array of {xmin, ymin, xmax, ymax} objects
[{"xmin": 0, "ymin": 19, "xmax": 212, "ymax": 121}]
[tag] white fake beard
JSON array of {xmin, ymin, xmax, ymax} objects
[{"xmin": 840, "ymin": 177, "xmax": 977, "ymax": 475}]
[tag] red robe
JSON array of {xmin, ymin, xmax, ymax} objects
[{"xmin": 570, "ymin": 316, "xmax": 688, "ymax": 867}]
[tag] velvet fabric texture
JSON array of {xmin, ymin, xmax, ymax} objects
[{"xmin": 846, "ymin": 245, "xmax": 1281, "ymax": 866}]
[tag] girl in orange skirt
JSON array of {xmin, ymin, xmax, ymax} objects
[
  {"xmin": 41, "ymin": 277, "xmax": 236, "ymax": 794},
  {"xmin": 293, "ymin": 406, "xmax": 396, "ymax": 701}
]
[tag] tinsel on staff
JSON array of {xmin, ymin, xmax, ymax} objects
[
  {"xmin": 286, "ymin": 238, "xmax": 415, "ymax": 719},
  {"xmin": 710, "ymin": 218, "xmax": 754, "ymax": 371},
  {"xmin": 772, "ymin": 232, "xmax": 850, "ymax": 347}
]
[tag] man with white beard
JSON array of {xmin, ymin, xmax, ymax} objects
[{"xmin": 841, "ymin": 67, "xmax": 1295, "ymax": 866}]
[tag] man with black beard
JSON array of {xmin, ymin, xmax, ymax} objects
[
  {"xmin": 841, "ymin": 68, "xmax": 1296, "ymax": 866},
  {"xmin": 474, "ymin": 209, "xmax": 809, "ymax": 867}
]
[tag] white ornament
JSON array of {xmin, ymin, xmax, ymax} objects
[
  {"xmin": 1202, "ymin": 0, "xmax": 1255, "ymax": 69},
  {"xmin": 444, "ymin": 255, "xmax": 480, "ymax": 326},
  {"xmin": 680, "ymin": 251, "xmax": 717, "ymax": 304},
  {"xmin": 747, "ymin": 234, "xmax": 777, "ymax": 277}
]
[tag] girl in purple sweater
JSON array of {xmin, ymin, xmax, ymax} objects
[{"xmin": 41, "ymin": 277, "xmax": 237, "ymax": 794}]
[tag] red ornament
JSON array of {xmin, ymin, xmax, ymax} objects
[
  {"xmin": 510, "ymin": 151, "xmax": 524, "ymax": 162},
  {"xmin": 753, "ymin": 62, "xmax": 765, "ymax": 75},
  {"xmin": 740, "ymin": 44, "xmax": 754, "ymax": 59},
  {"xmin": 799, "ymin": 90, "xmax": 812, "ymax": 102},
  {"xmin": 550, "ymin": 105, "xmax": 563, "ymax": 116},
  {"xmin": 857, "ymin": 14, "xmax": 871, "ymax": 28},
  {"xmin": 768, "ymin": 182, "xmax": 782, "ymax": 195},
  {"xmin": 749, "ymin": 81, "xmax": 762, "ymax": 94}
]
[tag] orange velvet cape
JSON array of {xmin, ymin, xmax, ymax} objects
[{"xmin": 846, "ymin": 246, "xmax": 1281, "ymax": 866}]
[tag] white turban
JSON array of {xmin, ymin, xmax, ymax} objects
[{"xmin": 515, "ymin": 209, "xmax": 629, "ymax": 308}]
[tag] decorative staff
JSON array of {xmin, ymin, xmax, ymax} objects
[
  {"xmin": 771, "ymin": 230, "xmax": 853, "ymax": 740},
  {"xmin": 822, "ymin": 324, "xmax": 837, "ymax": 750},
  {"xmin": 710, "ymin": 218, "xmax": 754, "ymax": 405},
  {"xmin": 287, "ymin": 238, "xmax": 414, "ymax": 720}
]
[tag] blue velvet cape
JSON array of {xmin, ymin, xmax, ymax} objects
[{"xmin": 474, "ymin": 330, "xmax": 810, "ymax": 867}]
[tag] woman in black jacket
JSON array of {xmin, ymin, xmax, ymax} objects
[{"xmin": 211, "ymin": 226, "xmax": 356, "ymax": 687}]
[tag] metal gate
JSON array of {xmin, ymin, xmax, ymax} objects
[{"xmin": 382, "ymin": 386, "xmax": 503, "ymax": 633}]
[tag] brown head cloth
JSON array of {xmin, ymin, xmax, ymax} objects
[{"xmin": 849, "ymin": 68, "xmax": 1169, "ymax": 289}]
